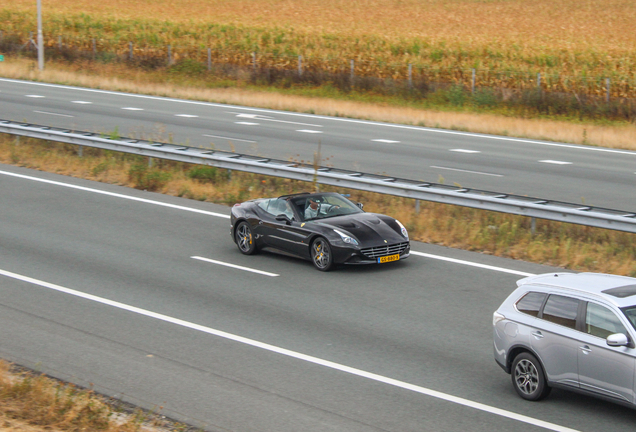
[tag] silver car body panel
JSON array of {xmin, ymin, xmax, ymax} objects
[{"xmin": 494, "ymin": 272, "xmax": 636, "ymax": 406}]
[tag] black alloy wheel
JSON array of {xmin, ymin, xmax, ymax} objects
[
  {"xmin": 511, "ymin": 352, "xmax": 551, "ymax": 401},
  {"xmin": 235, "ymin": 221, "xmax": 257, "ymax": 255},
  {"xmin": 311, "ymin": 237, "xmax": 334, "ymax": 271}
]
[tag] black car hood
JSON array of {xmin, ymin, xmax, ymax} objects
[{"xmin": 315, "ymin": 213, "xmax": 406, "ymax": 245}]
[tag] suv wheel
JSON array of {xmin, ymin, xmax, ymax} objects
[{"xmin": 511, "ymin": 352, "xmax": 551, "ymax": 401}]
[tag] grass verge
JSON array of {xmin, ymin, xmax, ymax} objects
[
  {"xmin": 0, "ymin": 360, "xmax": 184, "ymax": 432},
  {"xmin": 2, "ymin": 134, "xmax": 636, "ymax": 276}
]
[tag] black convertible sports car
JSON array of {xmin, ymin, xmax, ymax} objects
[{"xmin": 230, "ymin": 192, "xmax": 410, "ymax": 271}]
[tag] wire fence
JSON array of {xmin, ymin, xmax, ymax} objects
[{"xmin": 2, "ymin": 30, "xmax": 636, "ymax": 119}]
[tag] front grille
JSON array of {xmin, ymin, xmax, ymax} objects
[{"xmin": 361, "ymin": 242, "xmax": 409, "ymax": 259}]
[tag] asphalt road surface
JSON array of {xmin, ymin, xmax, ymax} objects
[
  {"xmin": 1, "ymin": 163, "xmax": 636, "ymax": 431},
  {"xmin": 1, "ymin": 77, "xmax": 635, "ymax": 211}
]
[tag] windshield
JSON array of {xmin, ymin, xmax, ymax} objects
[
  {"xmin": 621, "ymin": 306, "xmax": 636, "ymax": 331},
  {"xmin": 294, "ymin": 194, "xmax": 363, "ymax": 221}
]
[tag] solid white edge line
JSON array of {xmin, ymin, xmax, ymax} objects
[
  {"xmin": 191, "ymin": 256, "xmax": 279, "ymax": 277},
  {"xmin": 3, "ymin": 78, "xmax": 635, "ymax": 157},
  {"xmin": 0, "ymin": 267, "xmax": 578, "ymax": 432},
  {"xmin": 0, "ymin": 170, "xmax": 230, "ymax": 219},
  {"xmin": 410, "ymin": 251, "xmax": 535, "ymax": 277}
]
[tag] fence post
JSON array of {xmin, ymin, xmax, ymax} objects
[
  {"xmin": 207, "ymin": 48, "xmax": 211, "ymax": 71},
  {"xmin": 58, "ymin": 35, "xmax": 62, "ymax": 50},
  {"xmin": 350, "ymin": 59, "xmax": 355, "ymax": 85},
  {"xmin": 606, "ymin": 78, "xmax": 610, "ymax": 103},
  {"xmin": 471, "ymin": 68, "xmax": 476, "ymax": 94},
  {"xmin": 129, "ymin": 42, "xmax": 133, "ymax": 60},
  {"xmin": 408, "ymin": 63, "xmax": 413, "ymax": 88},
  {"xmin": 298, "ymin": 55, "xmax": 302, "ymax": 76}
]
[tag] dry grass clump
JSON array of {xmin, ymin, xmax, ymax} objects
[
  {"xmin": 2, "ymin": 58, "xmax": 636, "ymax": 150},
  {"xmin": 3, "ymin": 134, "xmax": 636, "ymax": 276},
  {"xmin": 0, "ymin": 360, "xmax": 169, "ymax": 432},
  {"xmin": 2, "ymin": 0, "xmax": 636, "ymax": 94}
]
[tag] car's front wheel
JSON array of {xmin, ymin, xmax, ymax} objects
[
  {"xmin": 511, "ymin": 352, "xmax": 551, "ymax": 401},
  {"xmin": 235, "ymin": 221, "xmax": 258, "ymax": 255},
  {"xmin": 311, "ymin": 237, "xmax": 334, "ymax": 271}
]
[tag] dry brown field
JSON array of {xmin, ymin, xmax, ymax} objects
[{"xmin": 2, "ymin": 0, "xmax": 636, "ymax": 92}]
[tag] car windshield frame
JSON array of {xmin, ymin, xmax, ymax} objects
[
  {"xmin": 620, "ymin": 306, "xmax": 636, "ymax": 332},
  {"xmin": 293, "ymin": 194, "xmax": 364, "ymax": 221}
]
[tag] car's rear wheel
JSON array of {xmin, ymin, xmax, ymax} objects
[
  {"xmin": 511, "ymin": 352, "xmax": 551, "ymax": 401},
  {"xmin": 235, "ymin": 221, "xmax": 257, "ymax": 255},
  {"xmin": 311, "ymin": 237, "xmax": 334, "ymax": 271}
]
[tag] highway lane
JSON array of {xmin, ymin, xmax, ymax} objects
[
  {"xmin": 1, "ymin": 77, "xmax": 635, "ymax": 211},
  {"xmin": 1, "ymin": 163, "xmax": 636, "ymax": 431}
]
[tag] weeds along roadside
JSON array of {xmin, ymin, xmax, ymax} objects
[
  {"xmin": 0, "ymin": 359, "xmax": 185, "ymax": 432},
  {"xmin": 3, "ymin": 134, "xmax": 636, "ymax": 277}
]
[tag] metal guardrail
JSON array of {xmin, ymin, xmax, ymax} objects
[{"xmin": 2, "ymin": 119, "xmax": 636, "ymax": 233}]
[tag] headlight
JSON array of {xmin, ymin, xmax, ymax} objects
[
  {"xmin": 396, "ymin": 220, "xmax": 409, "ymax": 239},
  {"xmin": 333, "ymin": 229, "xmax": 359, "ymax": 245}
]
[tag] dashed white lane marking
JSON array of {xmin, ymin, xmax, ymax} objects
[
  {"xmin": 0, "ymin": 267, "xmax": 577, "ymax": 432},
  {"xmin": 0, "ymin": 170, "xmax": 230, "ymax": 219},
  {"xmin": 450, "ymin": 149, "xmax": 481, "ymax": 154},
  {"xmin": 236, "ymin": 122, "xmax": 259, "ymax": 126},
  {"xmin": 372, "ymin": 139, "xmax": 400, "ymax": 143},
  {"xmin": 430, "ymin": 165, "xmax": 503, "ymax": 177},
  {"xmin": 122, "ymin": 107, "xmax": 144, "ymax": 111},
  {"xmin": 203, "ymin": 134, "xmax": 256, "ymax": 143},
  {"xmin": 297, "ymin": 129, "xmax": 323, "ymax": 134},
  {"xmin": 191, "ymin": 256, "xmax": 279, "ymax": 277},
  {"xmin": 232, "ymin": 113, "xmax": 323, "ymax": 127},
  {"xmin": 539, "ymin": 160, "xmax": 572, "ymax": 165},
  {"xmin": 33, "ymin": 111, "xmax": 74, "ymax": 118},
  {"xmin": 25, "ymin": 94, "xmax": 45, "ymax": 98},
  {"xmin": 71, "ymin": 100, "xmax": 92, "ymax": 104},
  {"xmin": 175, "ymin": 114, "xmax": 198, "ymax": 118},
  {"xmin": 410, "ymin": 251, "xmax": 534, "ymax": 277}
]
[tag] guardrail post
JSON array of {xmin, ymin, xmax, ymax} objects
[
  {"xmin": 252, "ymin": 52, "xmax": 256, "ymax": 72},
  {"xmin": 58, "ymin": 35, "xmax": 62, "ymax": 50},
  {"xmin": 148, "ymin": 157, "xmax": 153, "ymax": 168},
  {"xmin": 168, "ymin": 45, "xmax": 172, "ymax": 66},
  {"xmin": 415, "ymin": 199, "xmax": 420, "ymax": 213},
  {"xmin": 298, "ymin": 55, "xmax": 302, "ymax": 76},
  {"xmin": 207, "ymin": 48, "xmax": 211, "ymax": 71},
  {"xmin": 129, "ymin": 42, "xmax": 133, "ymax": 60},
  {"xmin": 409, "ymin": 64, "xmax": 413, "ymax": 88},
  {"xmin": 472, "ymin": 69, "xmax": 476, "ymax": 94},
  {"xmin": 77, "ymin": 145, "xmax": 83, "ymax": 158},
  {"xmin": 92, "ymin": 38, "xmax": 96, "ymax": 59},
  {"xmin": 606, "ymin": 78, "xmax": 610, "ymax": 103},
  {"xmin": 531, "ymin": 217, "xmax": 536, "ymax": 235}
]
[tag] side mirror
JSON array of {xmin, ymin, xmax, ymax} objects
[
  {"xmin": 607, "ymin": 333, "xmax": 630, "ymax": 347},
  {"xmin": 275, "ymin": 214, "xmax": 292, "ymax": 225},
  {"xmin": 356, "ymin": 202, "xmax": 364, "ymax": 209}
]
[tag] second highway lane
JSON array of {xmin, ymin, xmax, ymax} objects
[{"xmin": 1, "ymin": 77, "xmax": 635, "ymax": 211}]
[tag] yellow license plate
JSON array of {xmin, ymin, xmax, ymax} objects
[{"xmin": 378, "ymin": 254, "xmax": 400, "ymax": 263}]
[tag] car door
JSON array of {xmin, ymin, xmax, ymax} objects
[
  {"xmin": 257, "ymin": 199, "xmax": 310, "ymax": 257},
  {"xmin": 530, "ymin": 294, "xmax": 582, "ymax": 388},
  {"xmin": 577, "ymin": 301, "xmax": 636, "ymax": 404}
]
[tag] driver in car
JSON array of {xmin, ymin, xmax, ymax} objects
[{"xmin": 304, "ymin": 198, "xmax": 339, "ymax": 220}]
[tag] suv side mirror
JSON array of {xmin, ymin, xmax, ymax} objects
[
  {"xmin": 275, "ymin": 214, "xmax": 292, "ymax": 225},
  {"xmin": 607, "ymin": 333, "xmax": 630, "ymax": 347}
]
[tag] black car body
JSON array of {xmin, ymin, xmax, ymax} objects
[{"xmin": 230, "ymin": 192, "xmax": 410, "ymax": 271}]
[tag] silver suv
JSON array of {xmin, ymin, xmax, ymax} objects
[{"xmin": 493, "ymin": 272, "xmax": 636, "ymax": 406}]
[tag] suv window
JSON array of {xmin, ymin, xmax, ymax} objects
[
  {"xmin": 586, "ymin": 303, "xmax": 629, "ymax": 338},
  {"xmin": 542, "ymin": 295, "xmax": 580, "ymax": 329},
  {"xmin": 515, "ymin": 292, "xmax": 547, "ymax": 317}
]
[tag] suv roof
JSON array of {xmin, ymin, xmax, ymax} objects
[{"xmin": 517, "ymin": 272, "xmax": 636, "ymax": 308}]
